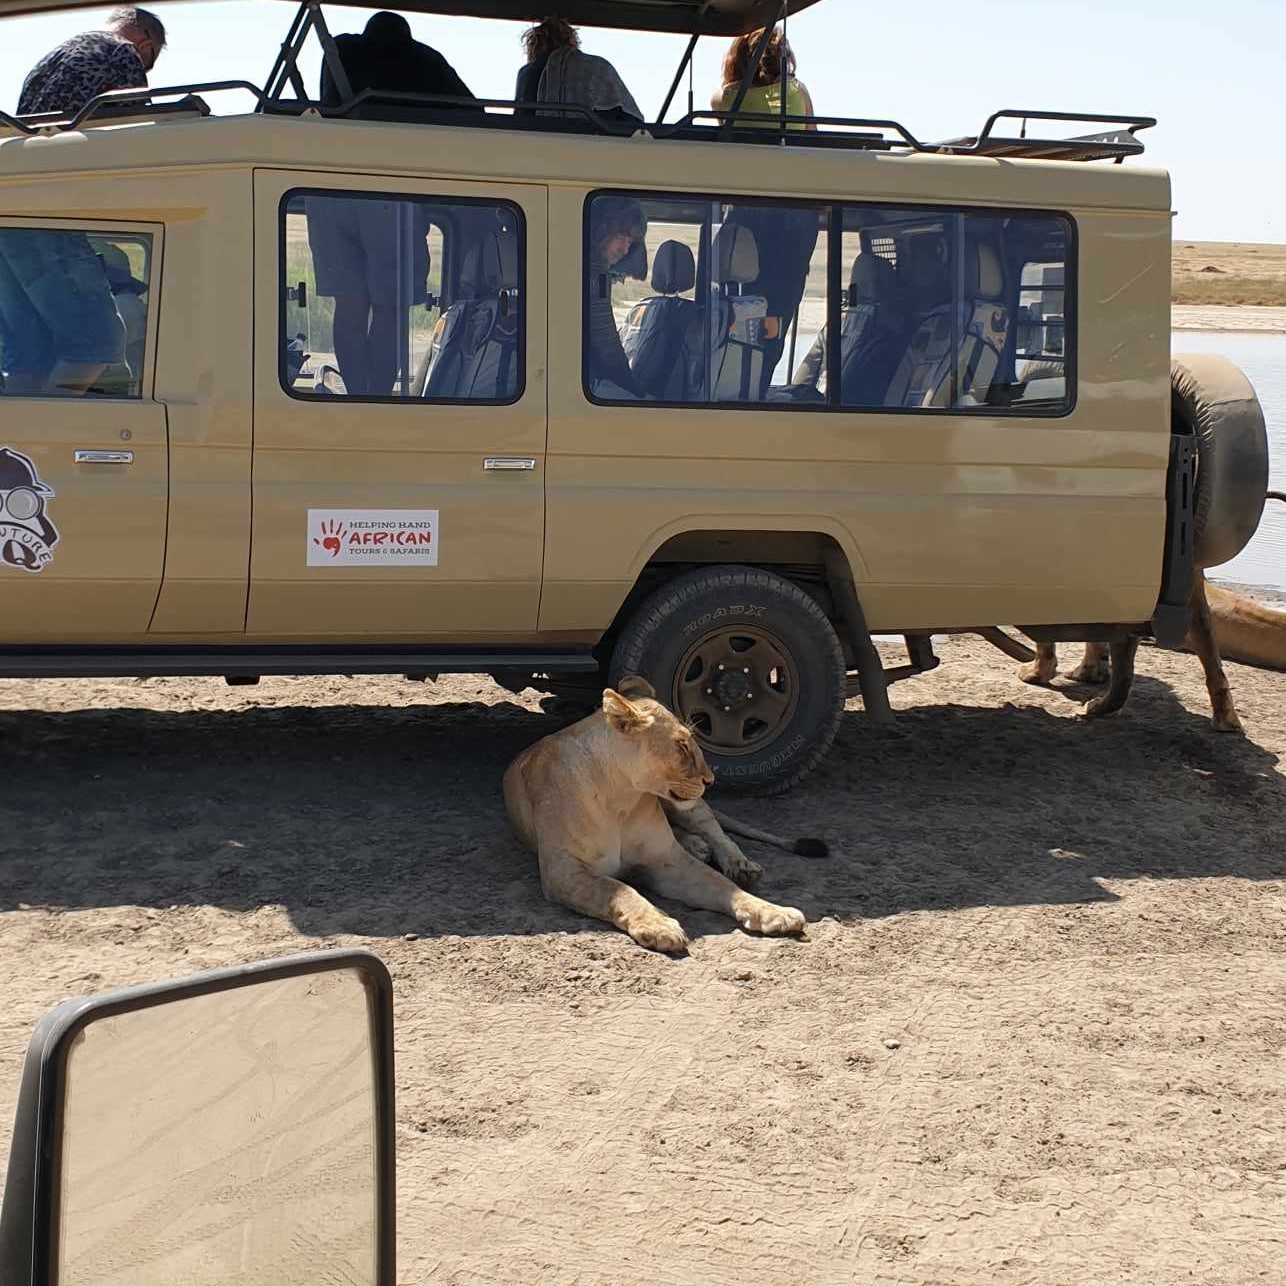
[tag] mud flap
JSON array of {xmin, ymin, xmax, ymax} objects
[{"xmin": 1153, "ymin": 433, "xmax": 1198, "ymax": 648}]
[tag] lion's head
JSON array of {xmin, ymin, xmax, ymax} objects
[{"xmin": 602, "ymin": 676, "xmax": 713, "ymax": 808}]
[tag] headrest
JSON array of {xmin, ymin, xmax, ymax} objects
[
  {"xmin": 848, "ymin": 253, "xmax": 899, "ymax": 306},
  {"xmin": 971, "ymin": 241, "xmax": 1004, "ymax": 300},
  {"xmin": 713, "ymin": 224, "xmax": 759, "ymax": 286},
  {"xmin": 463, "ymin": 234, "xmax": 519, "ymax": 294},
  {"xmin": 652, "ymin": 240, "xmax": 696, "ymax": 295}
]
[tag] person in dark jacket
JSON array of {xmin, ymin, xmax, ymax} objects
[
  {"xmin": 586, "ymin": 197, "xmax": 647, "ymax": 400},
  {"xmin": 320, "ymin": 11, "xmax": 476, "ymax": 119}
]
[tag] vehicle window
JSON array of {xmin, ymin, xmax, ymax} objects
[
  {"xmin": 835, "ymin": 206, "xmax": 1073, "ymax": 412},
  {"xmin": 281, "ymin": 190, "xmax": 523, "ymax": 403},
  {"xmin": 0, "ymin": 226, "xmax": 153, "ymax": 399},
  {"xmin": 584, "ymin": 192, "xmax": 828, "ymax": 405}
]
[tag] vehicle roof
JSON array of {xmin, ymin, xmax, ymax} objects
[
  {"xmin": 0, "ymin": 0, "xmax": 825, "ymax": 34},
  {"xmin": 0, "ymin": 111, "xmax": 1172, "ymax": 216}
]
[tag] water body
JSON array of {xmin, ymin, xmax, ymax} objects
[{"xmin": 1174, "ymin": 331, "xmax": 1286, "ymax": 596}]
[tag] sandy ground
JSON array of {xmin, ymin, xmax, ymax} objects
[
  {"xmin": 1, "ymin": 639, "xmax": 1285, "ymax": 1283},
  {"xmin": 1173, "ymin": 304, "xmax": 1286, "ymax": 334}
]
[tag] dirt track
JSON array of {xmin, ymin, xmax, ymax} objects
[{"xmin": 2, "ymin": 637, "xmax": 1285, "ymax": 1284}]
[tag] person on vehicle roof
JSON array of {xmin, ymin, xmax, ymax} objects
[
  {"xmin": 712, "ymin": 26, "xmax": 815, "ymax": 131},
  {"xmin": 320, "ymin": 11, "xmax": 477, "ymax": 119},
  {"xmin": 587, "ymin": 197, "xmax": 648, "ymax": 400},
  {"xmin": 515, "ymin": 17, "xmax": 643, "ymax": 126},
  {"xmin": 18, "ymin": 5, "xmax": 166, "ymax": 119}
]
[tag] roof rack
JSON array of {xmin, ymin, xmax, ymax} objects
[{"xmin": 932, "ymin": 109, "xmax": 1156, "ymax": 164}]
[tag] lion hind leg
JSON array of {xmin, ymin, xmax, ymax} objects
[
  {"xmin": 1188, "ymin": 574, "xmax": 1243, "ymax": 732},
  {"xmin": 1069, "ymin": 642, "xmax": 1111, "ymax": 684},
  {"xmin": 1081, "ymin": 639, "xmax": 1139, "ymax": 720},
  {"xmin": 1020, "ymin": 642, "xmax": 1059, "ymax": 686},
  {"xmin": 630, "ymin": 840, "xmax": 804, "ymax": 938},
  {"xmin": 663, "ymin": 799, "xmax": 763, "ymax": 888}
]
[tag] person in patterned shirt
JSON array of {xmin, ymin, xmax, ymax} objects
[{"xmin": 18, "ymin": 6, "xmax": 167, "ymax": 119}]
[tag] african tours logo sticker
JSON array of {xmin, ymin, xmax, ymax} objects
[
  {"xmin": 307, "ymin": 509, "xmax": 439, "ymax": 567},
  {"xmin": 0, "ymin": 447, "xmax": 59, "ymax": 573}
]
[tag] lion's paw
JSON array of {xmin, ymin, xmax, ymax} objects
[
  {"xmin": 627, "ymin": 914, "xmax": 690, "ymax": 955},
  {"xmin": 735, "ymin": 899, "xmax": 805, "ymax": 937},
  {"xmin": 1069, "ymin": 661, "xmax": 1110, "ymax": 685},
  {"xmin": 714, "ymin": 846, "xmax": 763, "ymax": 889},
  {"xmin": 1079, "ymin": 695, "xmax": 1120, "ymax": 721},
  {"xmin": 1019, "ymin": 659, "xmax": 1056, "ymax": 686}
]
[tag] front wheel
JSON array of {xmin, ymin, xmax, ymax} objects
[{"xmin": 609, "ymin": 566, "xmax": 847, "ymax": 795}]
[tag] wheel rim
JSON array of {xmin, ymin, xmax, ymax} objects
[{"xmin": 671, "ymin": 626, "xmax": 800, "ymax": 756}]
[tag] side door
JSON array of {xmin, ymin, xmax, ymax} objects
[
  {"xmin": 0, "ymin": 220, "xmax": 167, "ymax": 640},
  {"xmin": 250, "ymin": 170, "xmax": 547, "ymax": 640}
]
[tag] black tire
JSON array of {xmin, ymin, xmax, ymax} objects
[
  {"xmin": 609, "ymin": 565, "xmax": 846, "ymax": 795},
  {"xmin": 1173, "ymin": 354, "xmax": 1270, "ymax": 569}
]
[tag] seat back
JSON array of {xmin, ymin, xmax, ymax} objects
[
  {"xmin": 422, "ymin": 230, "xmax": 520, "ymax": 400},
  {"xmin": 885, "ymin": 240, "xmax": 1009, "ymax": 408},
  {"xmin": 707, "ymin": 224, "xmax": 767, "ymax": 402},
  {"xmin": 836, "ymin": 252, "xmax": 911, "ymax": 405},
  {"xmin": 620, "ymin": 240, "xmax": 698, "ymax": 400}
]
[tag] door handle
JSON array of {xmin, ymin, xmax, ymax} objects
[
  {"xmin": 74, "ymin": 450, "xmax": 134, "ymax": 465},
  {"xmin": 483, "ymin": 457, "xmax": 536, "ymax": 472}
]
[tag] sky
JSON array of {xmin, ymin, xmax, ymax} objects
[{"xmin": 2, "ymin": 0, "xmax": 1284, "ymax": 243}]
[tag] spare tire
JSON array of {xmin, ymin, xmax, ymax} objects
[{"xmin": 1173, "ymin": 354, "xmax": 1270, "ymax": 569}]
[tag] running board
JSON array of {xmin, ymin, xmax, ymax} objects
[{"xmin": 0, "ymin": 647, "xmax": 598, "ymax": 680}]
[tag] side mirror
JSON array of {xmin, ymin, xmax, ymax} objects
[{"xmin": 0, "ymin": 951, "xmax": 395, "ymax": 1285}]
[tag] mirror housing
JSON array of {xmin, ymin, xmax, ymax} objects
[{"xmin": 0, "ymin": 950, "xmax": 395, "ymax": 1285}]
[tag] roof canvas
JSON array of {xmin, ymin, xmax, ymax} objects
[{"xmin": 0, "ymin": 0, "xmax": 825, "ymax": 34}]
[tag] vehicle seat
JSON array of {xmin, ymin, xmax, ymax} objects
[
  {"xmin": 708, "ymin": 224, "xmax": 767, "ymax": 402},
  {"xmin": 621, "ymin": 240, "xmax": 698, "ymax": 400},
  {"xmin": 837, "ymin": 253, "xmax": 912, "ymax": 405},
  {"xmin": 422, "ymin": 231, "xmax": 520, "ymax": 400},
  {"xmin": 884, "ymin": 240, "xmax": 1009, "ymax": 408}
]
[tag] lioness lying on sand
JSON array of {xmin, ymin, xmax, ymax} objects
[{"xmin": 504, "ymin": 677, "xmax": 810, "ymax": 954}]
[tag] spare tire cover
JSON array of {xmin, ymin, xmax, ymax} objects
[{"xmin": 1173, "ymin": 353, "xmax": 1270, "ymax": 569}]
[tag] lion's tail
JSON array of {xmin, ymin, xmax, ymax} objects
[{"xmin": 709, "ymin": 809, "xmax": 829, "ymax": 858}]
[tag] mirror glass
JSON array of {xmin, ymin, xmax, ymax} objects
[{"xmin": 55, "ymin": 967, "xmax": 378, "ymax": 1285}]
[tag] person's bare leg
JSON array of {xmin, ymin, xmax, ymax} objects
[
  {"xmin": 1020, "ymin": 642, "xmax": 1059, "ymax": 685},
  {"xmin": 1082, "ymin": 639, "xmax": 1138, "ymax": 719},
  {"xmin": 537, "ymin": 845, "xmax": 689, "ymax": 954},
  {"xmin": 1188, "ymin": 572, "xmax": 1242, "ymax": 732},
  {"xmin": 1069, "ymin": 642, "xmax": 1111, "ymax": 684},
  {"xmin": 365, "ymin": 303, "xmax": 400, "ymax": 397},
  {"xmin": 330, "ymin": 293, "xmax": 372, "ymax": 395},
  {"xmin": 630, "ymin": 840, "xmax": 804, "ymax": 937}
]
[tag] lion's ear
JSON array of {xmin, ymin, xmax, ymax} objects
[
  {"xmin": 602, "ymin": 688, "xmax": 655, "ymax": 733},
  {"xmin": 616, "ymin": 674, "xmax": 656, "ymax": 701}
]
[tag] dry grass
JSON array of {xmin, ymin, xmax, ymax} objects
[{"xmin": 1173, "ymin": 241, "xmax": 1286, "ymax": 306}]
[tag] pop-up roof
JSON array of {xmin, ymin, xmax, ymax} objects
[{"xmin": 0, "ymin": 0, "xmax": 826, "ymax": 34}]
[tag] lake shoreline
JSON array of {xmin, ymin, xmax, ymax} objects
[{"xmin": 1172, "ymin": 304, "xmax": 1286, "ymax": 334}]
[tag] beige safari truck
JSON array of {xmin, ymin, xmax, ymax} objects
[{"xmin": 0, "ymin": 0, "xmax": 1270, "ymax": 793}]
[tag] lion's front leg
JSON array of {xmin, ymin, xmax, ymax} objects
[
  {"xmin": 537, "ymin": 846, "xmax": 689, "ymax": 954},
  {"xmin": 1019, "ymin": 642, "xmax": 1059, "ymax": 685},
  {"xmin": 629, "ymin": 839, "xmax": 803, "ymax": 938},
  {"xmin": 662, "ymin": 799, "xmax": 763, "ymax": 889}
]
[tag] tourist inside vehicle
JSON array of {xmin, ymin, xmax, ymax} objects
[
  {"xmin": 515, "ymin": 16, "xmax": 643, "ymax": 125},
  {"xmin": 712, "ymin": 27, "xmax": 815, "ymax": 129},
  {"xmin": 586, "ymin": 196, "xmax": 648, "ymax": 399}
]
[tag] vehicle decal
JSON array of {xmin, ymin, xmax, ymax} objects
[
  {"xmin": 307, "ymin": 509, "xmax": 439, "ymax": 567},
  {"xmin": 0, "ymin": 447, "xmax": 59, "ymax": 574}
]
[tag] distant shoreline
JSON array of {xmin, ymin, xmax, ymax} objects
[{"xmin": 1172, "ymin": 305, "xmax": 1286, "ymax": 334}]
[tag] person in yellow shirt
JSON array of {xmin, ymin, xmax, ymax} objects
[{"xmin": 712, "ymin": 27, "xmax": 816, "ymax": 130}]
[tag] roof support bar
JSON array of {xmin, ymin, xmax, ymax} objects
[
  {"xmin": 658, "ymin": 32, "xmax": 700, "ymax": 123},
  {"xmin": 264, "ymin": 0, "xmax": 352, "ymax": 105}
]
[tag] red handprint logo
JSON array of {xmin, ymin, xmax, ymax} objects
[{"xmin": 313, "ymin": 518, "xmax": 347, "ymax": 558}]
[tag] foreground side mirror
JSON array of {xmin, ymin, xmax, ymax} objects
[{"xmin": 0, "ymin": 950, "xmax": 395, "ymax": 1285}]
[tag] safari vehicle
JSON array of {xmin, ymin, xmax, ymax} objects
[
  {"xmin": 0, "ymin": 0, "xmax": 1270, "ymax": 793},
  {"xmin": 0, "ymin": 951, "xmax": 398, "ymax": 1283}
]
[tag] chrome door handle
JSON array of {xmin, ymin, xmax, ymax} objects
[
  {"xmin": 75, "ymin": 449, "xmax": 134, "ymax": 464},
  {"xmin": 483, "ymin": 457, "xmax": 536, "ymax": 472}
]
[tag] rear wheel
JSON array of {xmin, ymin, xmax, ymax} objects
[{"xmin": 610, "ymin": 566, "xmax": 847, "ymax": 795}]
